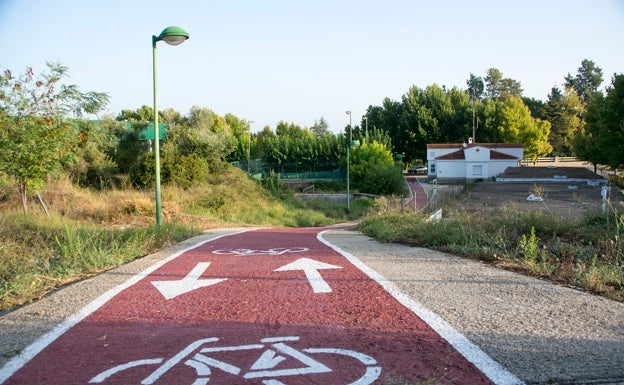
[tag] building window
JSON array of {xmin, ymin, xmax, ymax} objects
[
  {"xmin": 430, "ymin": 163, "xmax": 436, "ymax": 174},
  {"xmin": 473, "ymin": 164, "xmax": 482, "ymax": 175}
]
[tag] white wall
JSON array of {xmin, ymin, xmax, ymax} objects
[{"xmin": 436, "ymin": 160, "xmax": 466, "ymax": 179}]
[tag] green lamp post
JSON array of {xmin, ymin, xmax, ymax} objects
[
  {"xmin": 152, "ymin": 26, "xmax": 189, "ymax": 226},
  {"xmin": 345, "ymin": 110, "xmax": 352, "ymax": 211}
]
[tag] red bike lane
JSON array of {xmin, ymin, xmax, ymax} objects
[{"xmin": 1, "ymin": 228, "xmax": 520, "ymax": 385}]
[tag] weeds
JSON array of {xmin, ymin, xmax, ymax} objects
[
  {"xmin": 358, "ymin": 204, "xmax": 624, "ymax": 302},
  {"xmin": 0, "ymin": 167, "xmax": 353, "ymax": 310},
  {"xmin": 0, "ymin": 214, "xmax": 198, "ymax": 310}
]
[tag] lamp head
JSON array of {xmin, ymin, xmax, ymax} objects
[{"xmin": 155, "ymin": 26, "xmax": 190, "ymax": 46}]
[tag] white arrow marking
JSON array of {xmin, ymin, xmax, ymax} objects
[
  {"xmin": 151, "ymin": 262, "xmax": 226, "ymax": 300},
  {"xmin": 274, "ymin": 258, "xmax": 342, "ymax": 293}
]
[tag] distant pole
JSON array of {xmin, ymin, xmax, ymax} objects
[
  {"xmin": 472, "ymin": 87, "xmax": 476, "ymax": 143},
  {"xmin": 345, "ymin": 110, "xmax": 352, "ymax": 211},
  {"xmin": 248, "ymin": 120, "xmax": 253, "ymax": 174},
  {"xmin": 414, "ymin": 182, "xmax": 417, "ymax": 213},
  {"xmin": 363, "ymin": 115, "xmax": 368, "ymax": 143}
]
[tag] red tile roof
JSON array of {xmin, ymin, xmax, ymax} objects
[
  {"xmin": 427, "ymin": 143, "xmax": 522, "ymax": 149},
  {"xmin": 434, "ymin": 148, "xmax": 520, "ymax": 160},
  {"xmin": 436, "ymin": 149, "xmax": 465, "ymax": 160},
  {"xmin": 490, "ymin": 149, "xmax": 519, "ymax": 160}
]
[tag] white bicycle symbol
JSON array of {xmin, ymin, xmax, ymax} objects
[
  {"xmin": 211, "ymin": 247, "xmax": 309, "ymax": 256},
  {"xmin": 89, "ymin": 335, "xmax": 380, "ymax": 385}
]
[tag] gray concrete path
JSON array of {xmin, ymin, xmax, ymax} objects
[{"xmin": 323, "ymin": 230, "xmax": 624, "ymax": 385}]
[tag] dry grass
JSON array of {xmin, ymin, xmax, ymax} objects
[{"xmin": 0, "ymin": 166, "xmax": 342, "ymax": 309}]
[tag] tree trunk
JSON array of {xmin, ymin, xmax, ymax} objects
[{"xmin": 18, "ymin": 180, "xmax": 28, "ymax": 214}]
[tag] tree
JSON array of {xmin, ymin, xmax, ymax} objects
[
  {"xmin": 574, "ymin": 74, "xmax": 624, "ymax": 169},
  {"xmin": 65, "ymin": 118, "xmax": 120, "ymax": 189},
  {"xmin": 466, "ymin": 73, "xmax": 484, "ymax": 101},
  {"xmin": 0, "ymin": 63, "xmax": 108, "ymax": 213},
  {"xmin": 572, "ymin": 97, "xmax": 605, "ymax": 171},
  {"xmin": 543, "ymin": 86, "xmax": 584, "ymax": 156},
  {"xmin": 564, "ymin": 59, "xmax": 603, "ymax": 103},
  {"xmin": 310, "ymin": 117, "xmax": 330, "ymax": 136},
  {"xmin": 224, "ymin": 113, "xmax": 251, "ymax": 162},
  {"xmin": 522, "ymin": 97, "xmax": 545, "ymax": 120},
  {"xmin": 348, "ymin": 141, "xmax": 406, "ymax": 195},
  {"xmin": 484, "ymin": 68, "xmax": 504, "ymax": 99},
  {"xmin": 497, "ymin": 97, "xmax": 552, "ymax": 161},
  {"xmin": 117, "ymin": 105, "xmax": 155, "ymax": 122},
  {"xmin": 484, "ymin": 68, "xmax": 523, "ymax": 100}
]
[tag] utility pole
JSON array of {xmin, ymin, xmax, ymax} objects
[{"xmin": 248, "ymin": 120, "xmax": 253, "ymax": 174}]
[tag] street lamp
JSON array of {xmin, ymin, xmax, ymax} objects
[
  {"xmin": 152, "ymin": 26, "xmax": 189, "ymax": 226},
  {"xmin": 345, "ymin": 110, "xmax": 352, "ymax": 211}
]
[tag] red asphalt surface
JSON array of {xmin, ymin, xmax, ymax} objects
[
  {"xmin": 3, "ymin": 227, "xmax": 495, "ymax": 385},
  {"xmin": 405, "ymin": 177, "xmax": 428, "ymax": 211}
]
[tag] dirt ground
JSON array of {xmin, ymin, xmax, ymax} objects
[
  {"xmin": 463, "ymin": 181, "xmax": 609, "ymax": 218},
  {"xmin": 455, "ymin": 162, "xmax": 621, "ymax": 219}
]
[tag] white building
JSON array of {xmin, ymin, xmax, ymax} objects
[{"xmin": 426, "ymin": 142, "xmax": 523, "ymax": 182}]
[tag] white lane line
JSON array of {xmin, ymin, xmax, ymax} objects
[
  {"xmin": 0, "ymin": 229, "xmax": 253, "ymax": 384},
  {"xmin": 318, "ymin": 230, "xmax": 524, "ymax": 385}
]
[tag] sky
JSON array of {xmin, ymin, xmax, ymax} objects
[{"xmin": 1, "ymin": 0, "xmax": 623, "ymax": 133}]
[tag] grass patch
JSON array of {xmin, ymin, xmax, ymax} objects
[
  {"xmin": 0, "ymin": 166, "xmax": 353, "ymax": 310},
  {"xmin": 357, "ymin": 206, "xmax": 624, "ymax": 302},
  {"xmin": 0, "ymin": 214, "xmax": 198, "ymax": 309}
]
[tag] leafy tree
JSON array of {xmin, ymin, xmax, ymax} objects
[
  {"xmin": 224, "ymin": 113, "xmax": 251, "ymax": 162},
  {"xmin": 522, "ymin": 97, "xmax": 545, "ymax": 120},
  {"xmin": 364, "ymin": 127, "xmax": 393, "ymax": 150},
  {"xmin": 497, "ymin": 97, "xmax": 552, "ymax": 161},
  {"xmin": 480, "ymin": 98, "xmax": 505, "ymax": 143},
  {"xmin": 467, "ymin": 74, "xmax": 485, "ymax": 140},
  {"xmin": 574, "ymin": 74, "xmax": 624, "ymax": 169},
  {"xmin": 117, "ymin": 105, "xmax": 155, "ymax": 122},
  {"xmin": 161, "ymin": 108, "xmax": 184, "ymax": 125},
  {"xmin": 399, "ymin": 84, "xmax": 472, "ymax": 160},
  {"xmin": 484, "ymin": 68, "xmax": 504, "ymax": 99},
  {"xmin": 264, "ymin": 135, "xmax": 291, "ymax": 173},
  {"xmin": 366, "ymin": 98, "xmax": 402, "ymax": 153},
  {"xmin": 66, "ymin": 118, "xmax": 120, "ymax": 189},
  {"xmin": 256, "ymin": 125, "xmax": 276, "ymax": 163},
  {"xmin": 484, "ymin": 68, "xmax": 523, "ymax": 100},
  {"xmin": 543, "ymin": 86, "xmax": 584, "ymax": 156},
  {"xmin": 348, "ymin": 141, "xmax": 406, "ymax": 195},
  {"xmin": 184, "ymin": 106, "xmax": 236, "ymax": 165},
  {"xmin": 572, "ymin": 96, "xmax": 606, "ymax": 171},
  {"xmin": 600, "ymin": 74, "xmax": 624, "ymax": 169},
  {"xmin": 466, "ymin": 73, "xmax": 485, "ymax": 101},
  {"xmin": 114, "ymin": 122, "xmax": 149, "ymax": 174},
  {"xmin": 0, "ymin": 63, "xmax": 108, "ymax": 213},
  {"xmin": 310, "ymin": 117, "xmax": 330, "ymax": 136},
  {"xmin": 129, "ymin": 106, "xmax": 236, "ymax": 188},
  {"xmin": 564, "ymin": 59, "xmax": 603, "ymax": 103},
  {"xmin": 498, "ymin": 78, "xmax": 523, "ymax": 99}
]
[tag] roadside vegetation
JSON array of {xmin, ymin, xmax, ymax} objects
[
  {"xmin": 1, "ymin": 58, "xmax": 622, "ymax": 311},
  {"xmin": 357, "ymin": 202, "xmax": 624, "ymax": 302},
  {"xmin": 0, "ymin": 167, "xmax": 373, "ymax": 310}
]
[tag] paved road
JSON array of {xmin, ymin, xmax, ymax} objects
[
  {"xmin": 1, "ymin": 227, "xmax": 623, "ymax": 384},
  {"xmin": 404, "ymin": 177, "xmax": 429, "ymax": 211}
]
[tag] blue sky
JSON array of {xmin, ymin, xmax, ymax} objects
[{"xmin": 1, "ymin": 0, "xmax": 622, "ymax": 132}]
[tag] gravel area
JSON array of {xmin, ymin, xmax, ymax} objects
[
  {"xmin": 1, "ymin": 228, "xmax": 623, "ymax": 384},
  {"xmin": 323, "ymin": 230, "xmax": 624, "ymax": 385}
]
